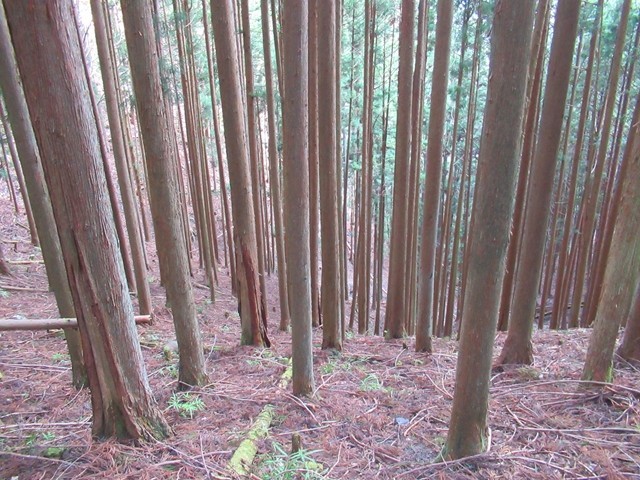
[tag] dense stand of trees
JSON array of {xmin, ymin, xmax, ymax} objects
[{"xmin": 0, "ymin": 0, "xmax": 639, "ymax": 461}]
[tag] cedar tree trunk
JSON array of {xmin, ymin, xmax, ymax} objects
[
  {"xmin": 282, "ymin": 0, "xmax": 315, "ymax": 395},
  {"xmin": 498, "ymin": 0, "xmax": 581, "ymax": 365},
  {"xmin": 211, "ymin": 0, "xmax": 270, "ymax": 347},
  {"xmin": 120, "ymin": 0, "xmax": 208, "ymax": 387},
  {"xmin": 444, "ymin": 0, "xmax": 535, "ymax": 459},
  {"xmin": 4, "ymin": 0, "xmax": 170, "ymax": 440},
  {"xmin": 0, "ymin": 2, "xmax": 86, "ymax": 388}
]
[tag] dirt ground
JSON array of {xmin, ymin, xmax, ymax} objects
[{"xmin": 1, "ymin": 184, "xmax": 639, "ymax": 479}]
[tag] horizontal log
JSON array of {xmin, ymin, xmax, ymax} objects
[
  {"xmin": 0, "ymin": 314, "xmax": 153, "ymax": 331},
  {"xmin": 0, "ymin": 285, "xmax": 49, "ymax": 293}
]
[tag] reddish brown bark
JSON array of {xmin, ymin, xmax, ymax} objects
[{"xmin": 445, "ymin": 0, "xmax": 535, "ymax": 459}]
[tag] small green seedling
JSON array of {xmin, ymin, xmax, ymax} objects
[
  {"xmin": 51, "ymin": 353, "xmax": 68, "ymax": 363},
  {"xmin": 159, "ymin": 364, "xmax": 178, "ymax": 379},
  {"xmin": 259, "ymin": 441, "xmax": 324, "ymax": 480},
  {"xmin": 320, "ymin": 361, "xmax": 336, "ymax": 375},
  {"xmin": 168, "ymin": 392, "xmax": 205, "ymax": 419},
  {"xmin": 360, "ymin": 373, "xmax": 383, "ymax": 392},
  {"xmin": 25, "ymin": 433, "xmax": 38, "ymax": 446}
]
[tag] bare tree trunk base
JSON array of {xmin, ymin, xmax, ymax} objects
[
  {"xmin": 617, "ymin": 344, "xmax": 640, "ymax": 364},
  {"xmin": 495, "ymin": 338, "xmax": 534, "ymax": 366},
  {"xmin": 239, "ymin": 243, "xmax": 270, "ymax": 347}
]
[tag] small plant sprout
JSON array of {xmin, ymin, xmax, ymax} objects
[
  {"xmin": 168, "ymin": 392, "xmax": 205, "ymax": 419},
  {"xmin": 259, "ymin": 441, "xmax": 324, "ymax": 480},
  {"xmin": 320, "ymin": 361, "xmax": 336, "ymax": 375},
  {"xmin": 159, "ymin": 364, "xmax": 178, "ymax": 379},
  {"xmin": 360, "ymin": 373, "xmax": 383, "ymax": 392},
  {"xmin": 51, "ymin": 352, "xmax": 68, "ymax": 363}
]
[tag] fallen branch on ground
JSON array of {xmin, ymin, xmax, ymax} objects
[
  {"xmin": 227, "ymin": 361, "xmax": 292, "ymax": 476},
  {"xmin": 0, "ymin": 314, "xmax": 153, "ymax": 331},
  {"xmin": 0, "ymin": 285, "xmax": 49, "ymax": 293}
]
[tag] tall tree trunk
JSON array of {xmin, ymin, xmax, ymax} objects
[
  {"xmin": 354, "ymin": 0, "xmax": 376, "ymax": 335},
  {"xmin": 583, "ymin": 19, "xmax": 640, "ymax": 329},
  {"xmin": 1, "ymin": 141, "xmax": 18, "ymax": 212},
  {"xmin": 121, "ymin": 0, "xmax": 208, "ymax": 387},
  {"xmin": 355, "ymin": 0, "xmax": 369, "ymax": 334},
  {"xmin": 336, "ymin": 0, "xmax": 346, "ymax": 340},
  {"xmin": 342, "ymin": 4, "xmax": 358, "ymax": 316},
  {"xmin": 416, "ymin": 0, "xmax": 452, "ymax": 352},
  {"xmin": 550, "ymin": 0, "xmax": 602, "ymax": 330},
  {"xmin": 211, "ymin": 0, "xmax": 270, "ymax": 347},
  {"xmin": 569, "ymin": 0, "xmax": 631, "ymax": 329},
  {"xmin": 582, "ymin": 94, "xmax": 640, "ymax": 382},
  {"xmin": 156, "ymin": 0, "xmax": 193, "ymax": 284},
  {"xmin": 204, "ymin": 1, "xmax": 236, "ymax": 291},
  {"xmin": 497, "ymin": 0, "xmax": 581, "ymax": 366},
  {"xmin": 308, "ymin": 0, "xmax": 321, "ymax": 329},
  {"xmin": 172, "ymin": 0, "xmax": 217, "ymax": 300},
  {"xmin": 318, "ymin": 0, "xmax": 342, "ymax": 350},
  {"xmin": 404, "ymin": 0, "xmax": 428, "ymax": 337},
  {"xmin": 444, "ymin": 0, "xmax": 534, "ymax": 459},
  {"xmin": 90, "ymin": 0, "xmax": 151, "ymax": 315},
  {"xmin": 240, "ymin": 0, "xmax": 269, "ymax": 316},
  {"xmin": 456, "ymin": 4, "xmax": 483, "ymax": 329},
  {"xmin": 0, "ymin": 102, "xmax": 37, "ymax": 245},
  {"xmin": 384, "ymin": 0, "xmax": 415, "ymax": 339},
  {"xmin": 282, "ymin": 0, "xmax": 315, "ymax": 395},
  {"xmin": 374, "ymin": 24, "xmax": 394, "ymax": 336},
  {"xmin": 538, "ymin": 33, "xmax": 582, "ymax": 330},
  {"xmin": 618, "ymin": 280, "xmax": 640, "ymax": 362},
  {"xmin": 438, "ymin": 1, "xmax": 471, "ymax": 338},
  {"xmin": 0, "ymin": 3, "xmax": 86, "ymax": 388},
  {"xmin": 497, "ymin": 0, "xmax": 550, "ymax": 332},
  {"xmin": 261, "ymin": 0, "xmax": 290, "ymax": 331},
  {"xmin": 446, "ymin": 3, "xmax": 480, "ymax": 337},
  {"xmin": 5, "ymin": 0, "xmax": 171, "ymax": 440}
]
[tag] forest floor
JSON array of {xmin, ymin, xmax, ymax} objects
[{"xmin": 1, "ymin": 191, "xmax": 640, "ymax": 479}]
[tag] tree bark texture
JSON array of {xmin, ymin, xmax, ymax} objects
[
  {"xmin": 91, "ymin": 0, "xmax": 151, "ymax": 316},
  {"xmin": 308, "ymin": 0, "xmax": 321, "ymax": 329},
  {"xmin": 0, "ymin": 2, "xmax": 86, "ymax": 388},
  {"xmin": 498, "ymin": 0, "xmax": 580, "ymax": 365},
  {"xmin": 120, "ymin": 0, "xmax": 208, "ymax": 386},
  {"xmin": 550, "ymin": 0, "xmax": 602, "ymax": 330},
  {"xmin": 384, "ymin": 0, "xmax": 415, "ymax": 339},
  {"xmin": 211, "ymin": 0, "xmax": 270, "ymax": 347},
  {"xmin": 260, "ymin": 0, "xmax": 290, "ymax": 331},
  {"xmin": 282, "ymin": 0, "xmax": 315, "ymax": 395},
  {"xmin": 582, "ymin": 95, "xmax": 640, "ymax": 382},
  {"xmin": 444, "ymin": 0, "xmax": 534, "ymax": 459},
  {"xmin": 318, "ymin": 0, "xmax": 343, "ymax": 350},
  {"xmin": 618, "ymin": 280, "xmax": 640, "ymax": 362},
  {"xmin": 569, "ymin": 0, "xmax": 631, "ymax": 329},
  {"xmin": 5, "ymin": 0, "xmax": 170, "ymax": 440},
  {"xmin": 416, "ymin": 0, "xmax": 452, "ymax": 352},
  {"xmin": 240, "ymin": 0, "xmax": 269, "ymax": 314}
]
